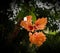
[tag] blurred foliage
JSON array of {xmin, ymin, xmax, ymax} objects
[
  {"xmin": 15, "ymin": 0, "xmax": 60, "ymax": 31},
  {"xmin": 0, "ymin": 0, "xmax": 60, "ymax": 53}
]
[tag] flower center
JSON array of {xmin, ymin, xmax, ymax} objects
[{"xmin": 29, "ymin": 26, "xmax": 33, "ymax": 30}]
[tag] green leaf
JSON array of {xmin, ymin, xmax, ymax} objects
[
  {"xmin": 31, "ymin": 7, "xmax": 35, "ymax": 12},
  {"xmin": 44, "ymin": 28, "xmax": 59, "ymax": 35},
  {"xmin": 30, "ymin": 11, "xmax": 36, "ymax": 23},
  {"xmin": 16, "ymin": 10, "xmax": 24, "ymax": 19},
  {"xmin": 55, "ymin": 14, "xmax": 60, "ymax": 20},
  {"xmin": 49, "ymin": 31, "xmax": 57, "ymax": 35}
]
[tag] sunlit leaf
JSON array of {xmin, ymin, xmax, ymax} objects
[
  {"xmin": 44, "ymin": 28, "xmax": 59, "ymax": 35},
  {"xmin": 30, "ymin": 11, "xmax": 36, "ymax": 23}
]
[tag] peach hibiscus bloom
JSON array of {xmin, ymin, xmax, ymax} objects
[
  {"xmin": 20, "ymin": 15, "xmax": 47, "ymax": 32},
  {"xmin": 29, "ymin": 32, "xmax": 46, "ymax": 47}
]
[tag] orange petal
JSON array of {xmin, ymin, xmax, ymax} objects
[
  {"xmin": 29, "ymin": 32, "xmax": 46, "ymax": 47},
  {"xmin": 26, "ymin": 15, "xmax": 32, "ymax": 22},
  {"xmin": 20, "ymin": 20, "xmax": 34, "ymax": 32},
  {"xmin": 34, "ymin": 17, "xmax": 47, "ymax": 30},
  {"xmin": 35, "ymin": 17, "xmax": 47, "ymax": 25},
  {"xmin": 35, "ymin": 24, "xmax": 46, "ymax": 30},
  {"xmin": 20, "ymin": 21, "xmax": 27, "ymax": 28}
]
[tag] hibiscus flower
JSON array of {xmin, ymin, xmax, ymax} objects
[
  {"xmin": 20, "ymin": 16, "xmax": 47, "ymax": 32},
  {"xmin": 29, "ymin": 32, "xmax": 46, "ymax": 47}
]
